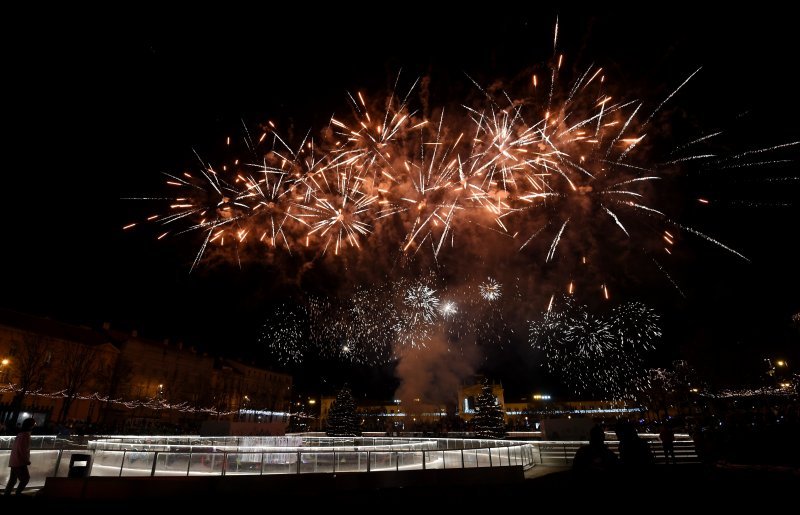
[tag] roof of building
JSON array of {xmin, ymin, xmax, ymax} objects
[
  {"xmin": 0, "ymin": 308, "xmax": 110, "ymax": 347},
  {"xmin": 0, "ymin": 308, "xmax": 291, "ymax": 378}
]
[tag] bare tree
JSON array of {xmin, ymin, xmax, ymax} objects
[
  {"xmin": 636, "ymin": 369, "xmax": 673, "ymax": 421},
  {"xmin": 212, "ymin": 370, "xmax": 243, "ymax": 418},
  {"xmin": 9, "ymin": 334, "xmax": 50, "ymax": 426},
  {"xmin": 637, "ymin": 361, "xmax": 700, "ymax": 421},
  {"xmin": 163, "ymin": 362, "xmax": 189, "ymax": 405},
  {"xmin": 266, "ymin": 384, "xmax": 287, "ymax": 422},
  {"xmin": 98, "ymin": 356, "xmax": 132, "ymax": 425},
  {"xmin": 57, "ymin": 341, "xmax": 98, "ymax": 423}
]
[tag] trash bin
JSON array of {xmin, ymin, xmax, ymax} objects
[{"xmin": 68, "ymin": 453, "xmax": 92, "ymax": 478}]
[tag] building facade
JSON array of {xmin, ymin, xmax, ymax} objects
[
  {"xmin": 0, "ymin": 309, "xmax": 291, "ymax": 432},
  {"xmin": 313, "ymin": 380, "xmax": 638, "ymax": 435}
]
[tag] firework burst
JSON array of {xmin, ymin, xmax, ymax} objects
[
  {"xmin": 127, "ymin": 50, "xmax": 796, "ymax": 302},
  {"xmin": 529, "ymin": 295, "xmax": 661, "ymax": 398},
  {"xmin": 479, "ymin": 277, "xmax": 502, "ymax": 301},
  {"xmin": 133, "ymin": 20, "xmax": 796, "ymax": 398}
]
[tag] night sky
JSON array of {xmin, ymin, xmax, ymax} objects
[{"xmin": 3, "ymin": 7, "xmax": 798, "ymax": 400}]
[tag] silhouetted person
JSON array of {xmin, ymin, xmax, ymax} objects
[
  {"xmin": 615, "ymin": 420, "xmax": 654, "ymax": 470},
  {"xmin": 659, "ymin": 422, "xmax": 676, "ymax": 464},
  {"xmin": 691, "ymin": 425, "xmax": 708, "ymax": 463},
  {"xmin": 4, "ymin": 417, "xmax": 36, "ymax": 496},
  {"xmin": 572, "ymin": 424, "xmax": 618, "ymax": 474}
]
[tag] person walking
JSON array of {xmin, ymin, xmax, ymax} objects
[
  {"xmin": 4, "ymin": 417, "xmax": 36, "ymax": 496},
  {"xmin": 659, "ymin": 422, "xmax": 676, "ymax": 464}
]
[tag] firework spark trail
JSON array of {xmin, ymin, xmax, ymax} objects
[
  {"xmin": 519, "ymin": 223, "xmax": 549, "ymax": 251},
  {"xmin": 620, "ymin": 201, "xmax": 665, "ymax": 217},
  {"xmin": 663, "ymin": 154, "xmax": 716, "ymax": 165},
  {"xmin": 668, "ymin": 131, "xmax": 723, "ymax": 156},
  {"xmin": 714, "ymin": 159, "xmax": 793, "ymax": 171},
  {"xmin": 561, "ymin": 99, "xmax": 637, "ymax": 137},
  {"xmin": 601, "ymin": 161, "xmax": 656, "ymax": 174},
  {"xmin": 553, "ymin": 16, "xmax": 559, "ymax": 52},
  {"xmin": 609, "ymin": 176, "xmax": 661, "ymax": 188},
  {"xmin": 605, "ymin": 103, "xmax": 641, "ymax": 159},
  {"xmin": 546, "ymin": 219, "xmax": 569, "ymax": 262},
  {"xmin": 644, "ymin": 67, "xmax": 702, "ymax": 126},
  {"xmin": 651, "ymin": 256, "xmax": 686, "ymax": 298},
  {"xmin": 666, "ymin": 219, "xmax": 750, "ymax": 262},
  {"xmin": 602, "ymin": 206, "xmax": 630, "ymax": 236},
  {"xmin": 617, "ymin": 133, "xmax": 646, "ymax": 163},
  {"xmin": 611, "ymin": 197, "xmax": 750, "ymax": 262},
  {"xmin": 191, "ymin": 227, "xmax": 214, "ymax": 273},
  {"xmin": 714, "ymin": 141, "xmax": 799, "ymax": 162}
]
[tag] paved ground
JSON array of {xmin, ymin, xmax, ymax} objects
[
  {"xmin": 524, "ymin": 464, "xmax": 569, "ymax": 479},
  {"xmin": 523, "ymin": 462, "xmax": 799, "ymax": 507},
  {"xmin": 2, "ymin": 463, "xmax": 798, "ymax": 511}
]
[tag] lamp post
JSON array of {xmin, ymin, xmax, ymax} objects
[
  {"xmin": 241, "ymin": 395, "xmax": 250, "ymax": 422},
  {"xmin": 156, "ymin": 384, "xmax": 164, "ymax": 423},
  {"xmin": 307, "ymin": 398, "xmax": 317, "ymax": 431},
  {"xmin": 0, "ymin": 358, "xmax": 9, "ymax": 383}
]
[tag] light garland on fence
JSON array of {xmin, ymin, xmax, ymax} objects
[
  {"xmin": 0, "ymin": 383, "xmax": 300, "ymax": 418},
  {"xmin": 705, "ymin": 383, "xmax": 798, "ymax": 399}
]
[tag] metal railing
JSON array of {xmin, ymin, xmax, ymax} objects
[
  {"xmin": 87, "ymin": 435, "xmax": 525, "ymax": 452},
  {"xmin": 88, "ymin": 445, "xmax": 535, "ymax": 476},
  {"xmin": 0, "ymin": 441, "xmax": 536, "ymax": 489},
  {"xmin": 0, "ymin": 435, "xmax": 81, "ymax": 450},
  {"xmin": 531, "ymin": 440, "xmax": 699, "ymax": 466},
  {"xmin": 0, "ymin": 436, "xmax": 697, "ymax": 492}
]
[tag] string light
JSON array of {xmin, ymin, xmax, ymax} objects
[{"xmin": 0, "ymin": 384, "xmax": 298, "ymax": 417}]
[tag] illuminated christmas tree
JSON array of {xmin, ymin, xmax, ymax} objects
[
  {"xmin": 473, "ymin": 381, "xmax": 506, "ymax": 439},
  {"xmin": 326, "ymin": 385, "xmax": 362, "ymax": 437}
]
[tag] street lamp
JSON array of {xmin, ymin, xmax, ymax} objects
[
  {"xmin": 0, "ymin": 358, "xmax": 9, "ymax": 383},
  {"xmin": 241, "ymin": 395, "xmax": 250, "ymax": 422}
]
